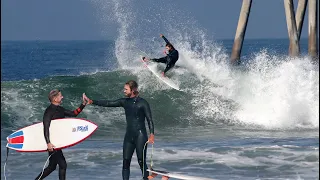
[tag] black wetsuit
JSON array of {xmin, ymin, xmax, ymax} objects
[
  {"xmin": 91, "ymin": 96, "xmax": 154, "ymax": 180},
  {"xmin": 35, "ymin": 103, "xmax": 85, "ymax": 180},
  {"xmin": 151, "ymin": 36, "xmax": 179, "ymax": 74}
]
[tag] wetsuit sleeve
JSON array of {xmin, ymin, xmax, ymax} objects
[
  {"xmin": 63, "ymin": 104, "xmax": 86, "ymax": 117},
  {"xmin": 151, "ymin": 56, "xmax": 167, "ymax": 63},
  {"xmin": 163, "ymin": 63, "xmax": 173, "ymax": 74},
  {"xmin": 43, "ymin": 109, "xmax": 54, "ymax": 144},
  {"xmin": 162, "ymin": 36, "xmax": 170, "ymax": 44},
  {"xmin": 151, "ymin": 55, "xmax": 173, "ymax": 73},
  {"xmin": 92, "ymin": 99, "xmax": 125, "ymax": 107},
  {"xmin": 143, "ymin": 100, "xmax": 154, "ymax": 134}
]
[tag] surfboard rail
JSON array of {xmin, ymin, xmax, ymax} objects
[
  {"xmin": 147, "ymin": 168, "xmax": 215, "ymax": 180},
  {"xmin": 141, "ymin": 58, "xmax": 181, "ymax": 91}
]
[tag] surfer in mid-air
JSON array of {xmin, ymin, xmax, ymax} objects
[{"xmin": 142, "ymin": 34, "xmax": 179, "ymax": 77}]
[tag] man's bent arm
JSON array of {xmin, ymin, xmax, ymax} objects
[
  {"xmin": 63, "ymin": 103, "xmax": 86, "ymax": 117},
  {"xmin": 43, "ymin": 110, "xmax": 54, "ymax": 144}
]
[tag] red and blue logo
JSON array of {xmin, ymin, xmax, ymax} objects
[{"xmin": 6, "ymin": 130, "xmax": 24, "ymax": 149}]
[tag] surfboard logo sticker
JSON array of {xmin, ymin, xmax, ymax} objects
[{"xmin": 72, "ymin": 125, "xmax": 88, "ymax": 132}]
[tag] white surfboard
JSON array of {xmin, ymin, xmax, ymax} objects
[
  {"xmin": 141, "ymin": 59, "xmax": 181, "ymax": 91},
  {"xmin": 147, "ymin": 169, "xmax": 215, "ymax": 180},
  {"xmin": 6, "ymin": 118, "xmax": 98, "ymax": 152}
]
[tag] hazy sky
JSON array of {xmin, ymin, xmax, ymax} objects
[{"xmin": 1, "ymin": 0, "xmax": 317, "ymax": 40}]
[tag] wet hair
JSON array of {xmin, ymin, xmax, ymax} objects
[
  {"xmin": 166, "ymin": 43, "xmax": 174, "ymax": 49},
  {"xmin": 125, "ymin": 80, "xmax": 139, "ymax": 95},
  {"xmin": 48, "ymin": 89, "xmax": 60, "ymax": 102}
]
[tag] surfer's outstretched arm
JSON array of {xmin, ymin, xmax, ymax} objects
[
  {"xmin": 91, "ymin": 99, "xmax": 125, "ymax": 107},
  {"xmin": 63, "ymin": 103, "xmax": 86, "ymax": 117},
  {"xmin": 163, "ymin": 63, "xmax": 174, "ymax": 74},
  {"xmin": 161, "ymin": 34, "xmax": 176, "ymax": 50},
  {"xmin": 151, "ymin": 57, "xmax": 167, "ymax": 64},
  {"xmin": 160, "ymin": 34, "xmax": 170, "ymax": 45}
]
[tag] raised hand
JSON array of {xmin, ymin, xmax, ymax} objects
[
  {"xmin": 83, "ymin": 93, "xmax": 93, "ymax": 104},
  {"xmin": 82, "ymin": 93, "xmax": 88, "ymax": 105}
]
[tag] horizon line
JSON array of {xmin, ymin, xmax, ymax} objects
[{"xmin": 1, "ymin": 37, "xmax": 313, "ymax": 42}]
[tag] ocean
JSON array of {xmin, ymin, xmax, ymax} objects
[{"xmin": 1, "ymin": 1, "xmax": 319, "ymax": 179}]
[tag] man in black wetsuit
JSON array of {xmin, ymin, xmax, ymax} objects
[
  {"xmin": 142, "ymin": 34, "xmax": 179, "ymax": 77},
  {"xmin": 35, "ymin": 89, "xmax": 87, "ymax": 180},
  {"xmin": 83, "ymin": 80, "xmax": 154, "ymax": 180}
]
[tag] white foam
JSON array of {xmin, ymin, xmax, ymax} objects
[{"xmin": 147, "ymin": 144, "xmax": 319, "ymax": 172}]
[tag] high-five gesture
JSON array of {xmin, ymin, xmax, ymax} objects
[{"xmin": 83, "ymin": 93, "xmax": 93, "ymax": 104}]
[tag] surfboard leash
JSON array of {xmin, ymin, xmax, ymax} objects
[
  {"xmin": 3, "ymin": 147, "xmax": 9, "ymax": 180},
  {"xmin": 150, "ymin": 143, "xmax": 154, "ymax": 168},
  {"xmin": 3, "ymin": 147, "xmax": 55, "ymax": 180},
  {"xmin": 142, "ymin": 141, "xmax": 148, "ymax": 179},
  {"xmin": 37, "ymin": 151, "xmax": 56, "ymax": 180},
  {"xmin": 142, "ymin": 140, "xmax": 154, "ymax": 180}
]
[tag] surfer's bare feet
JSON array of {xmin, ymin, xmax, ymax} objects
[
  {"xmin": 161, "ymin": 72, "xmax": 165, "ymax": 77},
  {"xmin": 161, "ymin": 176, "xmax": 169, "ymax": 180},
  {"xmin": 147, "ymin": 172, "xmax": 157, "ymax": 179}
]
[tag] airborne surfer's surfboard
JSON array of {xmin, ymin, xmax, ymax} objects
[
  {"xmin": 141, "ymin": 58, "xmax": 181, "ymax": 91},
  {"xmin": 6, "ymin": 118, "xmax": 98, "ymax": 152},
  {"xmin": 147, "ymin": 169, "xmax": 215, "ymax": 180}
]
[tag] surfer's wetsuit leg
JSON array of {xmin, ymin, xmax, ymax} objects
[
  {"xmin": 56, "ymin": 150, "xmax": 67, "ymax": 180},
  {"xmin": 151, "ymin": 57, "xmax": 167, "ymax": 64},
  {"xmin": 151, "ymin": 56, "xmax": 175, "ymax": 74},
  {"xmin": 122, "ymin": 131, "xmax": 148, "ymax": 180},
  {"xmin": 135, "ymin": 131, "xmax": 149, "ymax": 180},
  {"xmin": 35, "ymin": 150, "xmax": 67, "ymax": 180},
  {"xmin": 122, "ymin": 133, "xmax": 135, "ymax": 180},
  {"xmin": 35, "ymin": 103, "xmax": 85, "ymax": 180}
]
